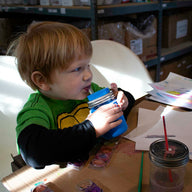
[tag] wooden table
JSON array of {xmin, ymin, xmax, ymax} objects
[{"xmin": 1, "ymin": 99, "xmax": 192, "ymax": 192}]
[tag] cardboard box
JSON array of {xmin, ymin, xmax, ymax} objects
[
  {"xmin": 78, "ymin": 0, "xmax": 121, "ymax": 6},
  {"xmin": 162, "ymin": 12, "xmax": 192, "ymax": 48},
  {"xmin": 81, "ymin": 27, "xmax": 91, "ymax": 40},
  {"xmin": 161, "ymin": 56, "xmax": 192, "ymax": 80},
  {"xmin": 0, "ymin": 19, "xmax": 12, "ymax": 48},
  {"xmin": 50, "ymin": 0, "xmax": 79, "ymax": 6},
  {"xmin": 78, "ymin": 0, "xmax": 104, "ymax": 5},
  {"xmin": 148, "ymin": 54, "xmax": 192, "ymax": 81},
  {"xmin": 147, "ymin": 66, "xmax": 156, "ymax": 82},
  {"xmin": 98, "ymin": 22, "xmax": 125, "ymax": 45},
  {"xmin": 124, "ymin": 15, "xmax": 157, "ymax": 62},
  {"xmin": 147, "ymin": 66, "xmax": 164, "ymax": 82},
  {"xmin": 40, "ymin": 0, "xmax": 50, "ymax": 5}
]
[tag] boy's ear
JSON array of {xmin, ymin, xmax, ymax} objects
[{"xmin": 31, "ymin": 71, "xmax": 50, "ymax": 91}]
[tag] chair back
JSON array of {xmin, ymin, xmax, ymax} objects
[
  {"xmin": 0, "ymin": 56, "xmax": 33, "ymax": 177},
  {"xmin": 90, "ymin": 40, "xmax": 153, "ymax": 99}
]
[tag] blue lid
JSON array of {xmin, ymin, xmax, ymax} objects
[{"xmin": 87, "ymin": 88, "xmax": 110, "ymax": 101}]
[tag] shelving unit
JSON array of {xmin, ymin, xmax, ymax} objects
[{"xmin": 0, "ymin": 0, "xmax": 192, "ymax": 81}]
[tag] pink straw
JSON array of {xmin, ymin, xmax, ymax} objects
[
  {"xmin": 163, "ymin": 116, "xmax": 169, "ymax": 151},
  {"xmin": 162, "ymin": 116, "xmax": 173, "ymax": 182}
]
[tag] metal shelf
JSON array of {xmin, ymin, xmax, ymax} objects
[
  {"xmin": 162, "ymin": 0, "xmax": 192, "ymax": 9},
  {"xmin": 0, "ymin": 1, "xmax": 192, "ymax": 81},
  {"xmin": 96, "ymin": 2, "xmax": 159, "ymax": 17},
  {"xmin": 2, "ymin": 1, "xmax": 192, "ymax": 17},
  {"xmin": 0, "ymin": 5, "xmax": 92, "ymax": 17},
  {"xmin": 161, "ymin": 41, "xmax": 192, "ymax": 63},
  {"xmin": 0, "ymin": 2, "xmax": 160, "ymax": 17},
  {"xmin": 144, "ymin": 58, "xmax": 159, "ymax": 68}
]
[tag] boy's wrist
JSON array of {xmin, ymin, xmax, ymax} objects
[{"xmin": 85, "ymin": 119, "xmax": 98, "ymax": 138}]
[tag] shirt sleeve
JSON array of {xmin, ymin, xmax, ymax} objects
[
  {"xmin": 118, "ymin": 88, "xmax": 135, "ymax": 119},
  {"xmin": 18, "ymin": 120, "xmax": 97, "ymax": 169}
]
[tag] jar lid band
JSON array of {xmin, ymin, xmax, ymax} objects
[
  {"xmin": 149, "ymin": 139, "xmax": 189, "ymax": 167},
  {"xmin": 88, "ymin": 91, "xmax": 115, "ymax": 108}
]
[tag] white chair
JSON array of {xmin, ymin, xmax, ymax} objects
[
  {"xmin": 90, "ymin": 40, "xmax": 153, "ymax": 99},
  {"xmin": 0, "ymin": 56, "xmax": 33, "ymax": 188}
]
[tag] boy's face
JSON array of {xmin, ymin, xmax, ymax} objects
[{"xmin": 46, "ymin": 56, "xmax": 93, "ymax": 100}]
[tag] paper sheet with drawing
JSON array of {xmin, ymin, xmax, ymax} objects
[
  {"xmin": 124, "ymin": 107, "xmax": 192, "ymax": 160},
  {"xmin": 147, "ymin": 72, "xmax": 192, "ymax": 109}
]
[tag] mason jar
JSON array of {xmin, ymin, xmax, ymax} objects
[
  {"xmin": 149, "ymin": 139, "xmax": 189, "ymax": 192},
  {"xmin": 87, "ymin": 88, "xmax": 128, "ymax": 140}
]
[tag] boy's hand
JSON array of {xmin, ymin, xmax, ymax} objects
[
  {"xmin": 87, "ymin": 103, "xmax": 123, "ymax": 138},
  {"xmin": 110, "ymin": 83, "xmax": 128, "ymax": 111}
]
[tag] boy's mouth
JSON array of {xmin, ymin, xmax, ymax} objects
[{"xmin": 83, "ymin": 85, "xmax": 91, "ymax": 93}]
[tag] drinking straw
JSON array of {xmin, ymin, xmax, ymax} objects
[
  {"xmin": 162, "ymin": 116, "xmax": 169, "ymax": 151},
  {"xmin": 162, "ymin": 116, "xmax": 173, "ymax": 182},
  {"xmin": 89, "ymin": 87, "xmax": 94, "ymax": 94},
  {"xmin": 138, "ymin": 152, "xmax": 144, "ymax": 192}
]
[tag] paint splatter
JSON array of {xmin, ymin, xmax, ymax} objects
[{"xmin": 116, "ymin": 140, "xmax": 140, "ymax": 155}]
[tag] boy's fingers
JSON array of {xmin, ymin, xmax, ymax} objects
[
  {"xmin": 111, "ymin": 83, "xmax": 118, "ymax": 90},
  {"xmin": 109, "ymin": 119, "xmax": 122, "ymax": 129},
  {"xmin": 111, "ymin": 83, "xmax": 118, "ymax": 97},
  {"xmin": 117, "ymin": 91, "xmax": 124, "ymax": 104}
]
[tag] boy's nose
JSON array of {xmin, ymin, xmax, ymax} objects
[{"xmin": 83, "ymin": 69, "xmax": 92, "ymax": 81}]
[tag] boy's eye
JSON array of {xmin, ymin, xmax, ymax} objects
[{"xmin": 72, "ymin": 67, "xmax": 81, "ymax": 72}]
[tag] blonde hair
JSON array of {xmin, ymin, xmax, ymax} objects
[{"xmin": 8, "ymin": 21, "xmax": 92, "ymax": 90}]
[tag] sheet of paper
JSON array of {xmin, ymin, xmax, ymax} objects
[
  {"xmin": 124, "ymin": 106, "xmax": 164, "ymax": 140},
  {"xmin": 137, "ymin": 106, "xmax": 165, "ymax": 126},
  {"xmin": 148, "ymin": 72, "xmax": 192, "ymax": 109},
  {"xmin": 133, "ymin": 109, "xmax": 192, "ymax": 160},
  {"xmin": 149, "ymin": 72, "xmax": 192, "ymax": 97}
]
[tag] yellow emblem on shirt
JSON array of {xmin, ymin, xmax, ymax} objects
[{"xmin": 57, "ymin": 103, "xmax": 89, "ymax": 129}]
